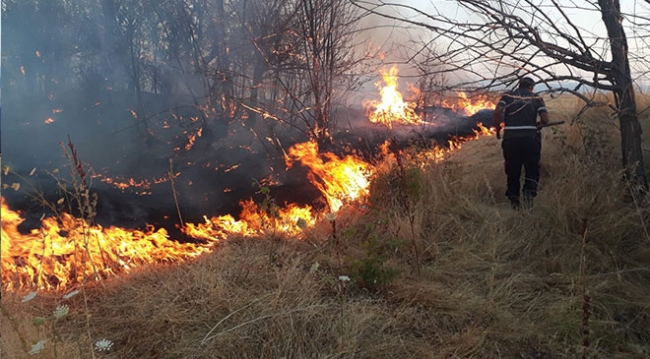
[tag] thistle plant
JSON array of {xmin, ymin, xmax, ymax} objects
[{"xmin": 252, "ymin": 179, "xmax": 280, "ymax": 233}]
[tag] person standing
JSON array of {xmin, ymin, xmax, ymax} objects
[{"xmin": 493, "ymin": 77, "xmax": 550, "ymax": 209}]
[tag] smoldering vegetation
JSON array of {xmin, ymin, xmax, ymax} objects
[{"xmin": 1, "ymin": 0, "xmax": 493, "ymax": 234}]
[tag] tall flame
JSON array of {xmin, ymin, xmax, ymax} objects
[
  {"xmin": 363, "ymin": 66, "xmax": 422, "ymax": 128},
  {"xmin": 285, "ymin": 142, "xmax": 372, "ymax": 212}
]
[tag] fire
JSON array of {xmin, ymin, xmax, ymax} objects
[
  {"xmin": 363, "ymin": 66, "xmax": 422, "ymax": 128},
  {"xmin": 183, "ymin": 200, "xmax": 315, "ymax": 239},
  {"xmin": 1, "ymin": 195, "xmax": 315, "ymax": 290},
  {"xmin": 0, "ymin": 197, "xmax": 209, "ymax": 290},
  {"xmin": 285, "ymin": 142, "xmax": 372, "ymax": 212},
  {"xmin": 472, "ymin": 122, "xmax": 496, "ymax": 138},
  {"xmin": 2, "ymin": 130, "xmax": 498, "ymax": 290},
  {"xmin": 442, "ymin": 92, "xmax": 496, "ymax": 116}
]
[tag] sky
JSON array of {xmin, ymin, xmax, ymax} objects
[{"xmin": 355, "ymin": 0, "xmax": 650, "ymax": 93}]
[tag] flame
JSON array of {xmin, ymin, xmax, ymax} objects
[
  {"xmin": 182, "ymin": 200, "xmax": 315, "ymax": 239},
  {"xmin": 1, "ymin": 195, "xmax": 316, "ymax": 290},
  {"xmin": 0, "ymin": 197, "xmax": 209, "ymax": 290},
  {"xmin": 472, "ymin": 122, "xmax": 496, "ymax": 138},
  {"xmin": 442, "ymin": 92, "xmax": 496, "ymax": 116},
  {"xmin": 2, "ymin": 133, "xmax": 498, "ymax": 290},
  {"xmin": 363, "ymin": 66, "xmax": 422, "ymax": 128},
  {"xmin": 285, "ymin": 141, "xmax": 371, "ymax": 212}
]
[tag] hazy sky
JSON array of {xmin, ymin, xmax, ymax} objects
[{"xmin": 355, "ymin": 0, "xmax": 650, "ymax": 92}]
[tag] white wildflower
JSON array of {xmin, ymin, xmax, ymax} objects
[
  {"xmin": 338, "ymin": 275, "xmax": 351, "ymax": 282},
  {"xmin": 325, "ymin": 212, "xmax": 337, "ymax": 222},
  {"xmin": 53, "ymin": 305, "xmax": 69, "ymax": 319},
  {"xmin": 22, "ymin": 291, "xmax": 38, "ymax": 303},
  {"xmin": 94, "ymin": 338, "xmax": 114, "ymax": 352},
  {"xmin": 28, "ymin": 339, "xmax": 47, "ymax": 355},
  {"xmin": 62, "ymin": 290, "xmax": 80, "ymax": 300}
]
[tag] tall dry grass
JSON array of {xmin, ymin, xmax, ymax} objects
[{"xmin": 2, "ymin": 94, "xmax": 650, "ymax": 358}]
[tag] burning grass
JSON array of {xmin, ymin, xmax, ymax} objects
[{"xmin": 2, "ymin": 98, "xmax": 650, "ymax": 358}]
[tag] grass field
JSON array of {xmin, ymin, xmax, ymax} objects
[{"xmin": 2, "ymin": 94, "xmax": 650, "ymax": 358}]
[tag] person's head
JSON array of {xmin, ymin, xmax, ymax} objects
[{"xmin": 518, "ymin": 77, "xmax": 535, "ymax": 90}]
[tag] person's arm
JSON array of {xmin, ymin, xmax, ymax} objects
[
  {"xmin": 537, "ymin": 97, "xmax": 549, "ymax": 126},
  {"xmin": 539, "ymin": 111, "xmax": 550, "ymax": 126}
]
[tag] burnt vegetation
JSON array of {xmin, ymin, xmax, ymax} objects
[{"xmin": 2, "ymin": 0, "xmax": 488, "ymax": 232}]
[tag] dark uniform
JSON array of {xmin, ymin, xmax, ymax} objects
[{"xmin": 497, "ymin": 86, "xmax": 547, "ymax": 207}]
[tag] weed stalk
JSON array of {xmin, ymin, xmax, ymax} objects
[{"xmin": 390, "ymin": 138, "xmax": 421, "ymax": 275}]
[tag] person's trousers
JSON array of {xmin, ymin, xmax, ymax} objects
[{"xmin": 502, "ymin": 137, "xmax": 541, "ymax": 200}]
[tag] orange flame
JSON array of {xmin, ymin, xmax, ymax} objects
[
  {"xmin": 2, "ymin": 131, "xmax": 498, "ymax": 290},
  {"xmin": 363, "ymin": 66, "xmax": 422, "ymax": 128},
  {"xmin": 442, "ymin": 92, "xmax": 496, "ymax": 116},
  {"xmin": 0, "ymin": 197, "xmax": 209, "ymax": 290},
  {"xmin": 472, "ymin": 122, "xmax": 496, "ymax": 138},
  {"xmin": 286, "ymin": 141, "xmax": 371, "ymax": 212},
  {"xmin": 1, "ymin": 196, "xmax": 316, "ymax": 290},
  {"xmin": 183, "ymin": 200, "xmax": 315, "ymax": 239}
]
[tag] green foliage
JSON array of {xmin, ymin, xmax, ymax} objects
[
  {"xmin": 347, "ymin": 224, "xmax": 400, "ymax": 290},
  {"xmin": 367, "ymin": 164, "xmax": 424, "ymax": 210},
  {"xmin": 252, "ymin": 181, "xmax": 280, "ymax": 229},
  {"xmin": 350, "ymin": 255, "xmax": 399, "ymax": 290}
]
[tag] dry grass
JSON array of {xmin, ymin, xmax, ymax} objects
[{"xmin": 2, "ymin": 95, "xmax": 650, "ymax": 358}]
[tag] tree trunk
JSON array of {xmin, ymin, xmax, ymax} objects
[
  {"xmin": 247, "ymin": 61, "xmax": 267, "ymax": 128},
  {"xmin": 210, "ymin": 0, "xmax": 233, "ymax": 139},
  {"xmin": 599, "ymin": 0, "xmax": 648, "ymax": 191}
]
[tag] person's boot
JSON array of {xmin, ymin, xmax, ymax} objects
[
  {"xmin": 508, "ymin": 196, "xmax": 520, "ymax": 209},
  {"xmin": 522, "ymin": 194, "xmax": 534, "ymax": 209}
]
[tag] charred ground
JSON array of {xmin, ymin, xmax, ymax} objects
[{"xmin": 2, "ymin": 91, "xmax": 494, "ymax": 239}]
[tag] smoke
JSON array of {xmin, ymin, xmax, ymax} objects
[{"xmin": 1, "ymin": 0, "xmax": 495, "ymax": 235}]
